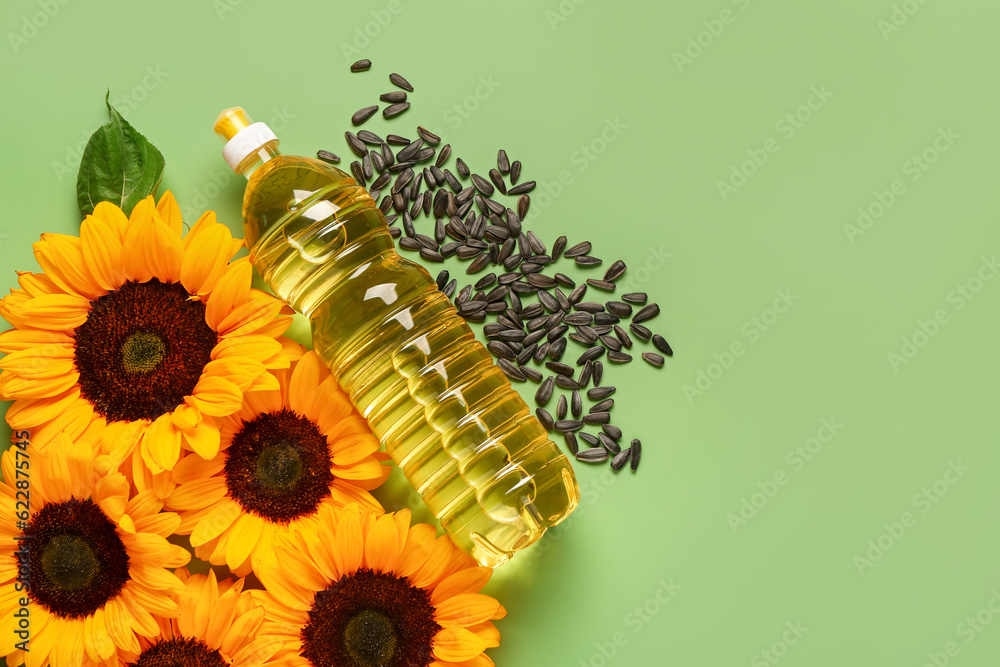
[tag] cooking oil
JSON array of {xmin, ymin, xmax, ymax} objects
[{"xmin": 214, "ymin": 108, "xmax": 579, "ymax": 567}]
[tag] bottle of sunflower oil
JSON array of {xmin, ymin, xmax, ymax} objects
[{"xmin": 214, "ymin": 108, "xmax": 579, "ymax": 567}]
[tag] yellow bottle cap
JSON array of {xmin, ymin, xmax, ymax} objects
[{"xmin": 214, "ymin": 107, "xmax": 253, "ymax": 141}]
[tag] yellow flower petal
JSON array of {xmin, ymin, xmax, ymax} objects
[
  {"xmin": 183, "ymin": 420, "xmax": 222, "ymax": 459},
  {"xmin": 80, "ymin": 213, "xmax": 126, "ymax": 292},
  {"xmin": 364, "ymin": 513, "xmax": 401, "ymax": 573},
  {"xmin": 33, "ymin": 233, "xmax": 103, "ymax": 300},
  {"xmin": 0, "ymin": 328, "xmax": 73, "ymax": 353},
  {"xmin": 225, "ymin": 512, "xmax": 263, "ymax": 572},
  {"xmin": 434, "ymin": 594, "xmax": 502, "ymax": 628},
  {"xmin": 9, "ymin": 293, "xmax": 91, "ymax": 330},
  {"xmin": 142, "ymin": 413, "xmax": 182, "ymax": 473},
  {"xmin": 433, "ymin": 626, "xmax": 487, "ymax": 663},
  {"xmin": 431, "ymin": 567, "xmax": 493, "ymax": 605},
  {"xmin": 156, "ymin": 190, "xmax": 184, "ymax": 237},
  {"xmin": 205, "ymin": 259, "xmax": 252, "ymax": 330},
  {"xmin": 216, "ymin": 294, "xmax": 284, "ymax": 337},
  {"xmin": 190, "ymin": 498, "xmax": 241, "ymax": 546},
  {"xmin": 181, "ymin": 216, "xmax": 235, "ymax": 296},
  {"xmin": 188, "ymin": 376, "xmax": 244, "ymax": 417},
  {"xmin": 92, "ymin": 200, "xmax": 130, "ymax": 241}
]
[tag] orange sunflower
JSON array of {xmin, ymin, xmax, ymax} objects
[
  {"xmin": 115, "ymin": 567, "xmax": 284, "ymax": 667},
  {"xmin": 166, "ymin": 348, "xmax": 390, "ymax": 577},
  {"xmin": 253, "ymin": 503, "xmax": 505, "ymax": 667},
  {"xmin": 0, "ymin": 434, "xmax": 190, "ymax": 667},
  {"xmin": 0, "ymin": 192, "xmax": 295, "ymax": 479}
]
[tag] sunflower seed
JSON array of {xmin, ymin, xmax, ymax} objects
[
  {"xmin": 350, "ymin": 59, "xmax": 372, "ymax": 72},
  {"xmin": 536, "ymin": 408, "xmax": 554, "ymax": 430},
  {"xmin": 362, "ymin": 152, "xmax": 373, "ymax": 179},
  {"xmin": 548, "ymin": 337, "xmax": 568, "ymax": 360},
  {"xmin": 413, "ymin": 126, "xmax": 440, "ymax": 144},
  {"xmin": 599, "ymin": 433, "xmax": 621, "ymax": 455},
  {"xmin": 419, "ymin": 248, "xmax": 444, "ymax": 263},
  {"xmin": 521, "ymin": 303, "xmax": 544, "ymax": 318},
  {"xmin": 523, "ymin": 367, "xmax": 543, "ymax": 382},
  {"xmin": 642, "ymin": 352, "xmax": 665, "ymax": 367},
  {"xmin": 575, "ymin": 255, "xmax": 603, "ymax": 266},
  {"xmin": 555, "ymin": 374, "xmax": 578, "ymax": 390},
  {"xmin": 545, "ymin": 361, "xmax": 574, "ymax": 377},
  {"xmin": 507, "ymin": 180, "xmax": 535, "ymax": 195},
  {"xmin": 523, "ymin": 331, "xmax": 546, "ymax": 348},
  {"xmin": 564, "ymin": 312, "xmax": 592, "ymax": 326},
  {"xmin": 576, "ymin": 448, "xmax": 609, "ymax": 463},
  {"xmin": 600, "ymin": 335, "xmax": 622, "ymax": 352},
  {"xmin": 554, "ymin": 419, "xmax": 584, "ymax": 432},
  {"xmin": 606, "ymin": 301, "xmax": 632, "ymax": 318},
  {"xmin": 510, "ymin": 160, "xmax": 522, "ymax": 184},
  {"xmin": 380, "ymin": 196, "xmax": 393, "ymax": 214},
  {"xmin": 652, "ymin": 334, "xmax": 674, "ymax": 357},
  {"xmin": 442, "ymin": 278, "xmax": 456, "ymax": 297},
  {"xmin": 398, "ymin": 237, "xmax": 421, "ymax": 251},
  {"xmin": 578, "ymin": 361, "xmax": 593, "ymax": 387},
  {"xmin": 590, "ymin": 398, "xmax": 614, "ymax": 413},
  {"xmin": 593, "ymin": 361, "xmax": 604, "ymax": 385},
  {"xmin": 588, "ymin": 386, "xmax": 615, "ymax": 400},
  {"xmin": 458, "ymin": 300, "xmax": 487, "ymax": 316},
  {"xmin": 346, "ymin": 131, "xmax": 368, "ymax": 157},
  {"xmin": 564, "ymin": 241, "xmax": 592, "ymax": 258},
  {"xmin": 630, "ymin": 440, "xmax": 642, "ymax": 472},
  {"xmin": 455, "ymin": 157, "xmax": 470, "ymax": 178},
  {"xmin": 317, "ymin": 149, "xmax": 341, "ymax": 163},
  {"xmin": 587, "ymin": 279, "xmax": 616, "ymax": 292},
  {"xmin": 350, "ymin": 161, "xmax": 366, "ymax": 186},
  {"xmin": 487, "ymin": 341, "xmax": 516, "ymax": 360},
  {"xmin": 607, "ymin": 351, "xmax": 632, "ymax": 363},
  {"xmin": 467, "ymin": 253, "xmax": 490, "ymax": 274},
  {"xmin": 611, "ymin": 448, "xmax": 631, "ymax": 471},
  {"xmin": 575, "ymin": 302, "xmax": 604, "ymax": 314},
  {"xmin": 383, "ymin": 102, "xmax": 410, "ymax": 118},
  {"xmin": 614, "ymin": 325, "xmax": 633, "ymax": 349},
  {"xmin": 386, "ymin": 134, "xmax": 410, "ymax": 146},
  {"xmin": 568, "ymin": 284, "xmax": 587, "ymax": 305},
  {"xmin": 604, "ymin": 260, "xmax": 627, "ymax": 282},
  {"xmin": 525, "ymin": 273, "xmax": 556, "ymax": 289},
  {"xmin": 352, "ymin": 105, "xmax": 379, "ymax": 125},
  {"xmin": 389, "ymin": 72, "xmax": 414, "ymax": 91},
  {"xmin": 534, "ymin": 375, "xmax": 555, "ymax": 405},
  {"xmin": 547, "ymin": 324, "xmax": 568, "ymax": 342},
  {"xmin": 603, "ymin": 424, "xmax": 622, "ymax": 441},
  {"xmin": 497, "ymin": 329, "xmax": 526, "ymax": 343},
  {"xmin": 633, "ymin": 303, "xmax": 660, "ymax": 323},
  {"xmin": 534, "ymin": 342, "xmax": 549, "ymax": 363},
  {"xmin": 576, "ymin": 326, "xmax": 598, "ymax": 344},
  {"xmin": 488, "ymin": 169, "xmax": 507, "ymax": 195},
  {"xmin": 556, "ymin": 395, "xmax": 568, "ymax": 420},
  {"xmin": 621, "ymin": 292, "xmax": 647, "ymax": 304},
  {"xmin": 470, "ymin": 173, "xmax": 494, "ymax": 196},
  {"xmin": 577, "ymin": 346, "xmax": 605, "ymax": 365},
  {"xmin": 629, "ymin": 323, "xmax": 652, "ymax": 341},
  {"xmin": 571, "ymin": 390, "xmax": 582, "ymax": 418},
  {"xmin": 497, "ymin": 358, "xmax": 526, "ymax": 382},
  {"xmin": 435, "ymin": 144, "xmax": 451, "ymax": 168},
  {"xmin": 517, "ymin": 194, "xmax": 530, "ymax": 219},
  {"xmin": 564, "ymin": 432, "xmax": 579, "ymax": 456},
  {"xmin": 456, "ymin": 285, "xmax": 473, "ymax": 304},
  {"xmin": 584, "ymin": 412, "xmax": 610, "ymax": 425}
]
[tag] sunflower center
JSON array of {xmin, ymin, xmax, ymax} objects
[
  {"xmin": 131, "ymin": 637, "xmax": 228, "ymax": 667},
  {"xmin": 256, "ymin": 440, "xmax": 304, "ymax": 491},
  {"xmin": 120, "ymin": 331, "xmax": 167, "ymax": 374},
  {"xmin": 301, "ymin": 569, "xmax": 441, "ymax": 667},
  {"xmin": 225, "ymin": 408, "xmax": 333, "ymax": 522},
  {"xmin": 25, "ymin": 498, "xmax": 130, "ymax": 618},
  {"xmin": 74, "ymin": 279, "xmax": 218, "ymax": 423},
  {"xmin": 343, "ymin": 609, "xmax": 398, "ymax": 667},
  {"xmin": 41, "ymin": 534, "xmax": 99, "ymax": 592}
]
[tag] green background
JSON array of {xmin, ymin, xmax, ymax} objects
[{"xmin": 2, "ymin": 0, "xmax": 999, "ymax": 665}]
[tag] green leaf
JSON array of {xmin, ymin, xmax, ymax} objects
[{"xmin": 76, "ymin": 92, "xmax": 165, "ymax": 217}]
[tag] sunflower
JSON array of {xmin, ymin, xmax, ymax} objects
[
  {"xmin": 0, "ymin": 433, "xmax": 191, "ymax": 667},
  {"xmin": 166, "ymin": 348, "xmax": 390, "ymax": 577},
  {"xmin": 252, "ymin": 502, "xmax": 505, "ymax": 667},
  {"xmin": 0, "ymin": 192, "xmax": 295, "ymax": 480},
  {"xmin": 114, "ymin": 567, "xmax": 284, "ymax": 667}
]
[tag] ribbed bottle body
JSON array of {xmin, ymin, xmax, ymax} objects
[{"xmin": 243, "ymin": 156, "xmax": 579, "ymax": 566}]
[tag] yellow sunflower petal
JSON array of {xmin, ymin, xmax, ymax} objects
[
  {"xmin": 92, "ymin": 200, "xmax": 130, "ymax": 241},
  {"xmin": 155, "ymin": 190, "xmax": 184, "ymax": 237},
  {"xmin": 9, "ymin": 293, "xmax": 91, "ymax": 330},
  {"xmin": 364, "ymin": 513, "xmax": 402, "ymax": 573},
  {"xmin": 103, "ymin": 597, "xmax": 141, "ymax": 654},
  {"xmin": 33, "ymin": 233, "xmax": 102, "ymax": 300},
  {"xmin": 0, "ymin": 328, "xmax": 73, "ymax": 353},
  {"xmin": 142, "ymin": 413, "xmax": 182, "ymax": 473},
  {"xmin": 434, "ymin": 594, "xmax": 502, "ymax": 628},
  {"xmin": 433, "ymin": 626, "xmax": 487, "ymax": 663},
  {"xmin": 12, "ymin": 400, "xmax": 93, "ymax": 449},
  {"xmin": 205, "ymin": 259, "xmax": 252, "ymax": 330},
  {"xmin": 80, "ymin": 213, "xmax": 126, "ymax": 292},
  {"xmin": 147, "ymin": 210, "xmax": 185, "ymax": 283},
  {"xmin": 190, "ymin": 498, "xmax": 241, "ymax": 546},
  {"xmin": 170, "ymin": 451, "xmax": 226, "ymax": 485},
  {"xmin": 230, "ymin": 635, "xmax": 286, "ymax": 667},
  {"xmin": 332, "ymin": 457, "xmax": 385, "ymax": 481},
  {"xmin": 225, "ymin": 512, "xmax": 263, "ymax": 571},
  {"xmin": 188, "ymin": 376, "xmax": 244, "ymax": 417},
  {"xmin": 211, "ymin": 334, "xmax": 286, "ymax": 368},
  {"xmin": 100, "ymin": 419, "xmax": 145, "ymax": 464},
  {"xmin": 288, "ymin": 351, "xmax": 326, "ymax": 417},
  {"xmin": 331, "ymin": 505, "xmax": 364, "ymax": 575},
  {"xmin": 467, "ymin": 621, "xmax": 501, "ymax": 648},
  {"xmin": 330, "ymin": 433, "xmax": 380, "ymax": 466},
  {"xmin": 4, "ymin": 389, "xmax": 82, "ymax": 429},
  {"xmin": 83, "ymin": 607, "xmax": 118, "ymax": 662},
  {"xmin": 216, "ymin": 294, "xmax": 284, "ymax": 337},
  {"xmin": 431, "ymin": 567, "xmax": 492, "ymax": 605},
  {"xmin": 167, "ymin": 478, "xmax": 228, "ymax": 511},
  {"xmin": 180, "ymin": 216, "xmax": 235, "ymax": 296},
  {"xmin": 218, "ymin": 604, "xmax": 264, "ymax": 655},
  {"xmin": 121, "ymin": 198, "xmax": 157, "ymax": 283}
]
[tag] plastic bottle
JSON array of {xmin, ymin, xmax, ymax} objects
[{"xmin": 213, "ymin": 108, "xmax": 579, "ymax": 567}]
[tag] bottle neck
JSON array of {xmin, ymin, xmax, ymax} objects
[{"xmin": 237, "ymin": 141, "xmax": 281, "ymax": 179}]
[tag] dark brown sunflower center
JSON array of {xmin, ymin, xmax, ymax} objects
[
  {"xmin": 24, "ymin": 497, "xmax": 130, "ymax": 618},
  {"xmin": 224, "ymin": 408, "xmax": 333, "ymax": 522},
  {"xmin": 130, "ymin": 637, "xmax": 228, "ymax": 667},
  {"xmin": 120, "ymin": 331, "xmax": 167, "ymax": 373},
  {"xmin": 301, "ymin": 569, "xmax": 441, "ymax": 667},
  {"xmin": 74, "ymin": 279, "xmax": 218, "ymax": 423}
]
